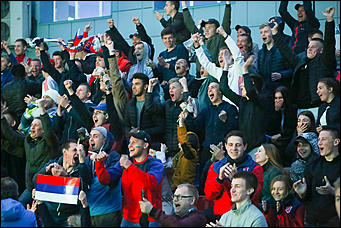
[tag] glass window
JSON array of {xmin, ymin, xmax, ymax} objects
[{"xmin": 53, "ymin": 1, "xmax": 111, "ymax": 22}]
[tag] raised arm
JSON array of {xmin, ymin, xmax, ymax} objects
[
  {"xmin": 222, "ymin": 1, "xmax": 232, "ymax": 35},
  {"xmin": 181, "ymin": 1, "xmax": 200, "ymax": 34},
  {"xmin": 303, "ymin": 1, "xmax": 320, "ymax": 29},
  {"xmin": 279, "ymin": 1, "xmax": 298, "ymax": 29},
  {"xmin": 321, "ymin": 7, "xmax": 336, "ymax": 70}
]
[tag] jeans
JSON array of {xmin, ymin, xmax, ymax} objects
[{"xmin": 120, "ymin": 218, "xmax": 160, "ymax": 227}]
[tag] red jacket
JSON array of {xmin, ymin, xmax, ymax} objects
[
  {"xmin": 16, "ymin": 54, "xmax": 31, "ymax": 66},
  {"xmin": 263, "ymin": 196, "xmax": 305, "ymax": 227},
  {"xmin": 117, "ymin": 51, "xmax": 131, "ymax": 74},
  {"xmin": 95, "ymin": 155, "xmax": 164, "ymax": 223},
  {"xmin": 205, "ymin": 154, "xmax": 264, "ymax": 215}
]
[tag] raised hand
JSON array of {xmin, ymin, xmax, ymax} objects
[
  {"xmin": 1, "ymin": 100, "xmax": 8, "ymax": 119},
  {"xmin": 57, "ymin": 94, "xmax": 70, "ymax": 109},
  {"xmin": 132, "ymin": 17, "xmax": 141, "ymax": 26},
  {"xmin": 293, "ymin": 177, "xmax": 307, "ymax": 199},
  {"xmin": 270, "ymin": 21, "xmax": 279, "ymax": 35},
  {"xmin": 84, "ymin": 22, "xmax": 92, "ymax": 33},
  {"xmin": 216, "ymin": 26, "xmax": 227, "ymax": 38},
  {"xmin": 206, "ymin": 220, "xmax": 223, "ymax": 227},
  {"xmin": 78, "ymin": 190, "xmax": 88, "ymax": 208},
  {"xmin": 64, "ymin": 79, "xmax": 73, "ymax": 90},
  {"xmin": 155, "ymin": 11, "xmax": 164, "ymax": 21},
  {"xmin": 76, "ymin": 138, "xmax": 86, "ymax": 164},
  {"xmin": 181, "ymin": 1, "xmax": 188, "ymax": 9},
  {"xmin": 322, "ymin": 7, "xmax": 335, "ymax": 22}
]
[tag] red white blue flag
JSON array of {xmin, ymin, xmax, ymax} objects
[{"xmin": 35, "ymin": 174, "xmax": 80, "ymax": 205}]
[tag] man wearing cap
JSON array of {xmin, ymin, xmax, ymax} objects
[
  {"xmin": 293, "ymin": 126, "xmax": 340, "ymax": 226},
  {"xmin": 93, "ymin": 130, "xmax": 164, "ymax": 227},
  {"xmin": 106, "ymin": 17, "xmax": 154, "ymax": 64},
  {"xmin": 235, "ymin": 25, "xmax": 259, "ymax": 72},
  {"xmin": 182, "ymin": 1, "xmax": 230, "ymax": 77},
  {"xmin": 156, "ymin": 1, "xmax": 191, "ymax": 45},
  {"xmin": 79, "ymin": 126, "xmax": 122, "ymax": 227},
  {"xmin": 279, "ymin": 1, "xmax": 320, "ymax": 55},
  {"xmin": 63, "ymin": 79, "xmax": 125, "ymax": 154}
]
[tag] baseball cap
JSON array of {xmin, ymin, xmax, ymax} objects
[
  {"xmin": 89, "ymin": 103, "xmax": 107, "ymax": 112},
  {"xmin": 129, "ymin": 33, "xmax": 141, "ymax": 39},
  {"xmin": 295, "ymin": 3, "xmax": 304, "ymax": 10},
  {"xmin": 201, "ymin": 19, "xmax": 220, "ymax": 29},
  {"xmin": 235, "ymin": 25, "xmax": 251, "ymax": 35},
  {"xmin": 129, "ymin": 130, "xmax": 151, "ymax": 144},
  {"xmin": 92, "ymin": 126, "xmax": 108, "ymax": 138},
  {"xmin": 294, "ymin": 136, "xmax": 309, "ymax": 145}
]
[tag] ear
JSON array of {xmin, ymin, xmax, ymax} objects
[
  {"xmin": 143, "ymin": 142, "xmax": 149, "ymax": 150},
  {"xmin": 243, "ymin": 143, "xmax": 248, "ymax": 151},
  {"xmin": 247, "ymin": 187, "xmax": 254, "ymax": 196},
  {"xmin": 10, "ymin": 119, "xmax": 17, "ymax": 128},
  {"xmin": 87, "ymin": 91, "xmax": 92, "ymax": 98},
  {"xmin": 144, "ymin": 84, "xmax": 149, "ymax": 91},
  {"xmin": 105, "ymin": 113, "xmax": 109, "ymax": 120},
  {"xmin": 319, "ymin": 48, "xmax": 323, "ymax": 54},
  {"xmin": 334, "ymin": 138, "xmax": 340, "ymax": 147}
]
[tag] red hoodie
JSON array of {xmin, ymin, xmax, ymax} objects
[{"xmin": 117, "ymin": 51, "xmax": 132, "ymax": 74}]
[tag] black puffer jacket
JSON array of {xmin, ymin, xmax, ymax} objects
[
  {"xmin": 145, "ymin": 92, "xmax": 189, "ymax": 157},
  {"xmin": 273, "ymin": 20, "xmax": 336, "ymax": 108},
  {"xmin": 124, "ymin": 96, "xmax": 164, "ymax": 149}
]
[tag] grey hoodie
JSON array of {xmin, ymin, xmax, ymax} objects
[
  {"xmin": 289, "ymin": 132, "xmax": 320, "ymax": 183},
  {"xmin": 127, "ymin": 41, "xmax": 154, "ymax": 87}
]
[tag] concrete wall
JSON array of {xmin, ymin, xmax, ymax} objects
[{"xmin": 25, "ymin": 1, "xmax": 340, "ymax": 74}]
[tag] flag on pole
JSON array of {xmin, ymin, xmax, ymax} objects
[{"xmin": 35, "ymin": 174, "xmax": 80, "ymax": 205}]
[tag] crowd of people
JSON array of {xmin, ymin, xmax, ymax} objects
[{"xmin": 1, "ymin": 1, "xmax": 340, "ymax": 227}]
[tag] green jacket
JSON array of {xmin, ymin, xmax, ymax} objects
[
  {"xmin": 183, "ymin": 4, "xmax": 231, "ymax": 75},
  {"xmin": 24, "ymin": 113, "xmax": 60, "ymax": 191},
  {"xmin": 261, "ymin": 163, "xmax": 282, "ymax": 201}
]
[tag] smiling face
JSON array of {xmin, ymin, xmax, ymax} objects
[
  {"xmin": 128, "ymin": 136, "xmax": 147, "ymax": 158},
  {"xmin": 271, "ymin": 180, "xmax": 289, "ymax": 201},
  {"xmin": 255, "ymin": 145, "xmax": 268, "ymax": 166},
  {"xmin": 297, "ymin": 6, "xmax": 307, "ymax": 22},
  {"xmin": 175, "ymin": 59, "xmax": 189, "ymax": 76},
  {"xmin": 134, "ymin": 43, "xmax": 145, "ymax": 61},
  {"xmin": 318, "ymin": 130, "xmax": 338, "ymax": 157},
  {"xmin": 307, "ymin": 40, "xmax": 323, "ymax": 59},
  {"xmin": 317, "ymin": 81, "xmax": 333, "ymax": 102},
  {"xmin": 92, "ymin": 109, "xmax": 108, "ymax": 127},
  {"xmin": 225, "ymin": 136, "xmax": 246, "ymax": 160},
  {"xmin": 173, "ymin": 186, "xmax": 195, "ymax": 217},
  {"xmin": 30, "ymin": 118, "xmax": 44, "ymax": 139},
  {"xmin": 162, "ymin": 34, "xmax": 176, "ymax": 49},
  {"xmin": 164, "ymin": 1, "xmax": 175, "ymax": 16},
  {"xmin": 230, "ymin": 178, "xmax": 249, "ymax": 203},
  {"xmin": 204, "ymin": 23, "xmax": 217, "ymax": 40},
  {"xmin": 296, "ymin": 141, "xmax": 312, "ymax": 160},
  {"xmin": 207, "ymin": 82, "xmax": 222, "ymax": 105},
  {"xmin": 63, "ymin": 142, "xmax": 79, "ymax": 168},
  {"xmin": 31, "ymin": 60, "xmax": 41, "ymax": 77},
  {"xmin": 89, "ymin": 129, "xmax": 106, "ymax": 152},
  {"xmin": 14, "ymin": 41, "xmax": 26, "ymax": 56},
  {"xmin": 260, "ymin": 26, "xmax": 273, "ymax": 45},
  {"xmin": 169, "ymin": 82, "xmax": 183, "ymax": 102}
]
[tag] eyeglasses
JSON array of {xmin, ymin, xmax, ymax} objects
[{"xmin": 173, "ymin": 195, "xmax": 194, "ymax": 201}]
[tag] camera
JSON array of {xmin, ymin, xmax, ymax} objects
[{"xmin": 269, "ymin": 17, "xmax": 283, "ymax": 29}]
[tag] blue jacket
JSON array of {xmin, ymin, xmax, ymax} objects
[
  {"xmin": 1, "ymin": 68, "xmax": 14, "ymax": 88},
  {"xmin": 85, "ymin": 129, "xmax": 122, "ymax": 216},
  {"xmin": 1, "ymin": 198, "xmax": 37, "ymax": 227}
]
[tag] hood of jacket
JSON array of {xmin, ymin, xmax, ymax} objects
[
  {"xmin": 90, "ymin": 125, "xmax": 114, "ymax": 153},
  {"xmin": 1, "ymin": 198, "xmax": 25, "ymax": 221},
  {"xmin": 296, "ymin": 132, "xmax": 320, "ymax": 157}
]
